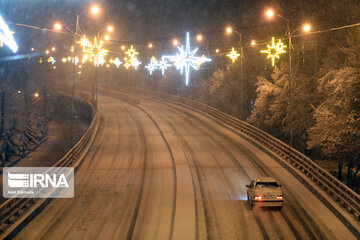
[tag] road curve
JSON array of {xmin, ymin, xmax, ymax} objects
[{"xmin": 15, "ymin": 91, "xmax": 356, "ymax": 240}]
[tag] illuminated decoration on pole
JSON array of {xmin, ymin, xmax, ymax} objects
[
  {"xmin": 131, "ymin": 58, "xmax": 141, "ymax": 70},
  {"xmin": 109, "ymin": 57, "xmax": 122, "ymax": 68},
  {"xmin": 78, "ymin": 35, "xmax": 91, "ymax": 50},
  {"xmin": 47, "ymin": 56, "xmax": 56, "ymax": 65},
  {"xmin": 260, "ymin": 37, "xmax": 287, "ymax": 66},
  {"xmin": 145, "ymin": 56, "xmax": 159, "ymax": 75},
  {"xmin": 82, "ymin": 37, "xmax": 109, "ymax": 66},
  {"xmin": 226, "ymin": 47, "xmax": 240, "ymax": 63},
  {"xmin": 157, "ymin": 58, "xmax": 171, "ymax": 75},
  {"xmin": 123, "ymin": 45, "xmax": 141, "ymax": 69},
  {"xmin": 163, "ymin": 32, "xmax": 211, "ymax": 85},
  {"xmin": 0, "ymin": 15, "xmax": 18, "ymax": 53},
  {"xmin": 39, "ymin": 58, "xmax": 43, "ymax": 64}
]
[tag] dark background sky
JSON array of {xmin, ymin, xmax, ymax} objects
[{"xmin": 1, "ymin": 0, "xmax": 360, "ymax": 55}]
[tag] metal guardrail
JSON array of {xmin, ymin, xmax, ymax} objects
[
  {"xmin": 116, "ymin": 86, "xmax": 360, "ymax": 221},
  {"xmin": 0, "ymin": 95, "xmax": 100, "ymax": 238}
]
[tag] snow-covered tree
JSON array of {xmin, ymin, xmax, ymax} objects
[
  {"xmin": 249, "ymin": 62, "xmax": 317, "ymax": 150},
  {"xmin": 307, "ymin": 67, "xmax": 360, "ymax": 187}
]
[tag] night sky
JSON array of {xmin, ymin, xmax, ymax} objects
[{"xmin": 0, "ymin": 0, "xmax": 359, "ymax": 57}]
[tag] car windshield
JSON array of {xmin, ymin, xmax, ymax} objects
[{"xmin": 256, "ymin": 182, "xmax": 279, "ymax": 188}]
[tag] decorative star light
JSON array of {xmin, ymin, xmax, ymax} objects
[
  {"xmin": 145, "ymin": 56, "xmax": 159, "ymax": 75},
  {"xmin": 62, "ymin": 57, "xmax": 67, "ymax": 63},
  {"xmin": 83, "ymin": 37, "xmax": 109, "ymax": 66},
  {"xmin": 227, "ymin": 47, "xmax": 240, "ymax": 63},
  {"xmin": 157, "ymin": 58, "xmax": 171, "ymax": 75},
  {"xmin": 260, "ymin": 37, "xmax": 287, "ymax": 66},
  {"xmin": 47, "ymin": 56, "xmax": 56, "ymax": 65},
  {"xmin": 78, "ymin": 35, "xmax": 91, "ymax": 50},
  {"xmin": 123, "ymin": 61, "xmax": 131, "ymax": 69},
  {"xmin": 163, "ymin": 32, "xmax": 211, "ymax": 85},
  {"xmin": 125, "ymin": 45, "xmax": 139, "ymax": 59},
  {"xmin": 111, "ymin": 57, "xmax": 122, "ymax": 68},
  {"xmin": 67, "ymin": 56, "xmax": 72, "ymax": 62},
  {"xmin": 123, "ymin": 45, "xmax": 141, "ymax": 69},
  {"xmin": 131, "ymin": 58, "xmax": 141, "ymax": 70},
  {"xmin": 39, "ymin": 58, "xmax": 43, "ymax": 63},
  {"xmin": 0, "ymin": 15, "xmax": 18, "ymax": 53}
]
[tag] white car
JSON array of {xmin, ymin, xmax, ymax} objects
[{"xmin": 246, "ymin": 177, "xmax": 284, "ymax": 210}]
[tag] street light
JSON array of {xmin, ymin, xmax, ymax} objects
[
  {"xmin": 104, "ymin": 35, "xmax": 110, "ymax": 41},
  {"xmin": 303, "ymin": 24, "xmax": 311, "ymax": 32},
  {"xmin": 251, "ymin": 40, "xmax": 256, "ymax": 46},
  {"xmin": 51, "ymin": 46, "xmax": 56, "ymax": 52},
  {"xmin": 107, "ymin": 25, "xmax": 113, "ymax": 32},
  {"xmin": 196, "ymin": 34, "xmax": 203, "ymax": 42},
  {"xmin": 226, "ymin": 26, "xmax": 232, "ymax": 34},
  {"xmin": 266, "ymin": 9, "xmax": 274, "ymax": 18},
  {"xmin": 90, "ymin": 5, "xmax": 100, "ymax": 16},
  {"xmin": 172, "ymin": 39, "xmax": 179, "ymax": 46},
  {"xmin": 265, "ymin": 8, "xmax": 312, "ymax": 147},
  {"xmin": 148, "ymin": 42, "xmax": 153, "ymax": 49},
  {"xmin": 54, "ymin": 23, "xmax": 62, "ymax": 30},
  {"xmin": 225, "ymin": 26, "xmax": 245, "ymax": 120}
]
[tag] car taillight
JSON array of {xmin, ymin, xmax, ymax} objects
[
  {"xmin": 254, "ymin": 195, "xmax": 262, "ymax": 201},
  {"xmin": 277, "ymin": 195, "xmax": 283, "ymax": 200}
]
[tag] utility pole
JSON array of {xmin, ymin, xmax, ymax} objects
[
  {"xmin": 239, "ymin": 33, "xmax": 245, "ymax": 120},
  {"xmin": 286, "ymin": 19, "xmax": 293, "ymax": 147}
]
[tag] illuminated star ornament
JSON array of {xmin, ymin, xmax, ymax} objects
[
  {"xmin": 123, "ymin": 45, "xmax": 141, "ymax": 70},
  {"xmin": 163, "ymin": 32, "xmax": 211, "ymax": 85},
  {"xmin": 0, "ymin": 15, "xmax": 18, "ymax": 53},
  {"xmin": 109, "ymin": 58, "xmax": 122, "ymax": 68},
  {"xmin": 83, "ymin": 37, "xmax": 109, "ymax": 66},
  {"xmin": 227, "ymin": 47, "xmax": 240, "ymax": 63},
  {"xmin": 260, "ymin": 37, "xmax": 287, "ymax": 66},
  {"xmin": 145, "ymin": 56, "xmax": 158, "ymax": 75},
  {"xmin": 157, "ymin": 58, "xmax": 171, "ymax": 75},
  {"xmin": 47, "ymin": 56, "xmax": 56, "ymax": 65}
]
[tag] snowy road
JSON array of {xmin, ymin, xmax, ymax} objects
[{"xmin": 15, "ymin": 92, "xmax": 356, "ymax": 239}]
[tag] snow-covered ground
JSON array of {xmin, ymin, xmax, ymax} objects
[{"xmin": 15, "ymin": 92, "xmax": 357, "ymax": 239}]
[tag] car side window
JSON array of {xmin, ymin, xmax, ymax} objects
[{"xmin": 250, "ymin": 180, "xmax": 255, "ymax": 188}]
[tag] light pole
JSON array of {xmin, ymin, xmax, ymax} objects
[
  {"xmin": 226, "ymin": 27, "xmax": 245, "ymax": 120},
  {"xmin": 54, "ymin": 4, "xmax": 101, "ymax": 144},
  {"xmin": 266, "ymin": 9, "xmax": 311, "ymax": 147}
]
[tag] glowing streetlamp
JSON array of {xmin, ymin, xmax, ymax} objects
[
  {"xmin": 226, "ymin": 26, "xmax": 232, "ymax": 34},
  {"xmin": 251, "ymin": 40, "xmax": 256, "ymax": 46},
  {"xmin": 172, "ymin": 39, "xmax": 179, "ymax": 46},
  {"xmin": 148, "ymin": 43, "xmax": 153, "ymax": 49},
  {"xmin": 104, "ymin": 35, "xmax": 110, "ymax": 41},
  {"xmin": 34, "ymin": 92, "xmax": 39, "ymax": 98},
  {"xmin": 107, "ymin": 25, "xmax": 113, "ymax": 32},
  {"xmin": 266, "ymin": 9, "xmax": 274, "ymax": 18},
  {"xmin": 51, "ymin": 46, "xmax": 56, "ymax": 52},
  {"xmin": 196, "ymin": 34, "xmax": 203, "ymax": 42},
  {"xmin": 304, "ymin": 24, "xmax": 311, "ymax": 32},
  {"xmin": 54, "ymin": 23, "xmax": 62, "ymax": 30},
  {"xmin": 90, "ymin": 5, "xmax": 100, "ymax": 15}
]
